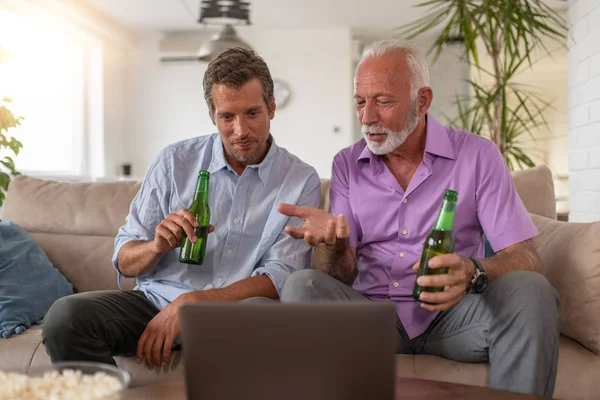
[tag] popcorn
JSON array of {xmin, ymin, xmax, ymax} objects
[{"xmin": 0, "ymin": 369, "xmax": 124, "ymax": 400}]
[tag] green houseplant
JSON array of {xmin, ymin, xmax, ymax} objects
[
  {"xmin": 398, "ymin": 0, "xmax": 568, "ymax": 170},
  {"xmin": 0, "ymin": 45, "xmax": 23, "ymax": 207}
]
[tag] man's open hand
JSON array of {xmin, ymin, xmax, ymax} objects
[{"xmin": 277, "ymin": 203, "xmax": 349, "ymax": 247}]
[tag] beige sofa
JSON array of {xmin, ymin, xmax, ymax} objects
[{"xmin": 1, "ymin": 165, "xmax": 599, "ymax": 399}]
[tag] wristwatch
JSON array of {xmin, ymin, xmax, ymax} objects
[{"xmin": 467, "ymin": 258, "xmax": 488, "ymax": 294}]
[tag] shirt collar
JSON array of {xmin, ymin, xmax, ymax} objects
[
  {"xmin": 357, "ymin": 143, "xmax": 376, "ymax": 163},
  {"xmin": 424, "ymin": 115, "xmax": 456, "ymax": 160},
  {"xmin": 208, "ymin": 134, "xmax": 277, "ymax": 185},
  {"xmin": 207, "ymin": 135, "xmax": 228, "ymax": 174},
  {"xmin": 356, "ymin": 114, "xmax": 456, "ymax": 167},
  {"xmin": 356, "ymin": 142, "xmax": 383, "ymax": 176},
  {"xmin": 255, "ymin": 135, "xmax": 277, "ymax": 185}
]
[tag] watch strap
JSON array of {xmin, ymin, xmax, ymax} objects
[
  {"xmin": 467, "ymin": 258, "xmax": 483, "ymax": 293},
  {"xmin": 469, "ymin": 258, "xmax": 484, "ymax": 273}
]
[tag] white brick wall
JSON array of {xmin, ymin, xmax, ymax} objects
[{"xmin": 568, "ymin": 0, "xmax": 600, "ymax": 222}]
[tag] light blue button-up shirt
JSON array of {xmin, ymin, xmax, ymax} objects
[{"xmin": 112, "ymin": 134, "xmax": 321, "ymax": 311}]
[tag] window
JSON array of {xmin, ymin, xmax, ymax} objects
[{"xmin": 0, "ymin": 8, "xmax": 102, "ymax": 179}]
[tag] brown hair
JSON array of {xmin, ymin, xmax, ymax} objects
[{"xmin": 203, "ymin": 48, "xmax": 274, "ymax": 117}]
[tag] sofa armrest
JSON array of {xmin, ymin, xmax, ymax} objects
[{"xmin": 530, "ymin": 214, "xmax": 600, "ymax": 355}]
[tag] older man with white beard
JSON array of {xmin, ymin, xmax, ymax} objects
[{"xmin": 276, "ymin": 39, "xmax": 560, "ymax": 398}]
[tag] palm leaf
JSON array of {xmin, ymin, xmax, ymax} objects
[{"xmin": 398, "ymin": 0, "xmax": 567, "ymax": 171}]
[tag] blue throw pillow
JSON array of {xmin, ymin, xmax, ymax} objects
[{"xmin": 0, "ymin": 220, "xmax": 73, "ymax": 338}]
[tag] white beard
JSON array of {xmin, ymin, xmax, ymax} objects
[{"xmin": 362, "ymin": 101, "xmax": 420, "ymax": 155}]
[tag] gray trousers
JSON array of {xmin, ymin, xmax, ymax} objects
[
  {"xmin": 277, "ymin": 269, "xmax": 560, "ymax": 398},
  {"xmin": 42, "ymin": 290, "xmax": 160, "ymax": 366}
]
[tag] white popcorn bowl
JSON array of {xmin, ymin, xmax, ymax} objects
[{"xmin": 26, "ymin": 361, "xmax": 130, "ymax": 399}]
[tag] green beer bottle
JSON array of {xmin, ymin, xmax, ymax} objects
[
  {"xmin": 179, "ymin": 170, "xmax": 211, "ymax": 265},
  {"xmin": 413, "ymin": 189, "xmax": 458, "ymax": 301}
]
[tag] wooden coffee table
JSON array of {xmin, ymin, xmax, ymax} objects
[{"xmin": 122, "ymin": 377, "xmax": 546, "ymax": 399}]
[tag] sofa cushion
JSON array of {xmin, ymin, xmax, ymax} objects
[
  {"xmin": 0, "ymin": 325, "xmax": 45, "ymax": 373},
  {"xmin": 553, "ymin": 335, "xmax": 600, "ymax": 400},
  {"xmin": 29, "ymin": 332, "xmax": 184, "ymax": 389},
  {"xmin": 1, "ymin": 175, "xmax": 141, "ymax": 237},
  {"xmin": 29, "ymin": 233, "xmax": 136, "ymax": 292},
  {"xmin": 531, "ymin": 214, "xmax": 600, "ymax": 354},
  {"xmin": 397, "ymin": 336, "xmax": 600, "ymax": 400},
  {"xmin": 1, "ymin": 176, "xmax": 140, "ymax": 293},
  {"xmin": 511, "ymin": 165, "xmax": 556, "ymax": 219},
  {"xmin": 0, "ymin": 221, "xmax": 73, "ymax": 338}
]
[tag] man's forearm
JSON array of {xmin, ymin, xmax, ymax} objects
[
  {"xmin": 117, "ymin": 240, "xmax": 164, "ymax": 277},
  {"xmin": 312, "ymin": 244, "xmax": 358, "ymax": 286},
  {"xmin": 479, "ymin": 239, "xmax": 543, "ymax": 280},
  {"xmin": 184, "ymin": 274, "xmax": 278, "ymax": 303}
]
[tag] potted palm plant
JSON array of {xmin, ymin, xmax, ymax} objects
[
  {"xmin": 0, "ymin": 45, "xmax": 23, "ymax": 207},
  {"xmin": 398, "ymin": 0, "xmax": 568, "ymax": 170}
]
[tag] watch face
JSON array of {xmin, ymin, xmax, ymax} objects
[
  {"xmin": 273, "ymin": 79, "xmax": 291, "ymax": 109},
  {"xmin": 474, "ymin": 274, "xmax": 488, "ymax": 293}
]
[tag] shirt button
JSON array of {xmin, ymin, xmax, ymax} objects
[
  {"xmin": 227, "ymin": 249, "xmax": 233, "ymax": 254},
  {"xmin": 234, "ymin": 218, "xmax": 239, "ymax": 223},
  {"xmin": 298, "ymin": 257, "xmax": 303, "ymax": 262},
  {"xmin": 217, "ymin": 277, "xmax": 223, "ymax": 283},
  {"xmin": 399, "ymin": 252, "xmax": 405, "ymax": 258},
  {"xmin": 402, "ymin": 199, "xmax": 408, "ymax": 204},
  {"xmin": 393, "ymin": 282, "xmax": 399, "ymax": 288},
  {"xmin": 402, "ymin": 229, "xmax": 408, "ymax": 235}
]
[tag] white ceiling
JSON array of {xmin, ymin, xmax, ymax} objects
[{"xmin": 82, "ymin": 0, "xmax": 568, "ymax": 39}]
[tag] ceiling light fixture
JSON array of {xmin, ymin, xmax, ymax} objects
[{"xmin": 161, "ymin": 0, "xmax": 253, "ymax": 63}]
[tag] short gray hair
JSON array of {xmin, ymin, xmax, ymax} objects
[{"xmin": 359, "ymin": 39, "xmax": 430, "ymax": 100}]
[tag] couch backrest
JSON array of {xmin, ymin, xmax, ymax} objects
[
  {"xmin": 1, "ymin": 176, "xmax": 139, "ymax": 292},
  {"xmin": 0, "ymin": 165, "xmax": 556, "ymax": 293}
]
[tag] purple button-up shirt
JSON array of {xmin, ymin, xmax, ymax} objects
[{"xmin": 329, "ymin": 115, "xmax": 538, "ymax": 338}]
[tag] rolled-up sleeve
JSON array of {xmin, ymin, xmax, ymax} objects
[
  {"xmin": 476, "ymin": 141, "xmax": 538, "ymax": 252},
  {"xmin": 112, "ymin": 150, "xmax": 171, "ymax": 279},
  {"xmin": 252, "ymin": 173, "xmax": 321, "ymax": 294}
]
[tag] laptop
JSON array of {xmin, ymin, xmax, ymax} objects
[{"xmin": 180, "ymin": 302, "xmax": 397, "ymax": 400}]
